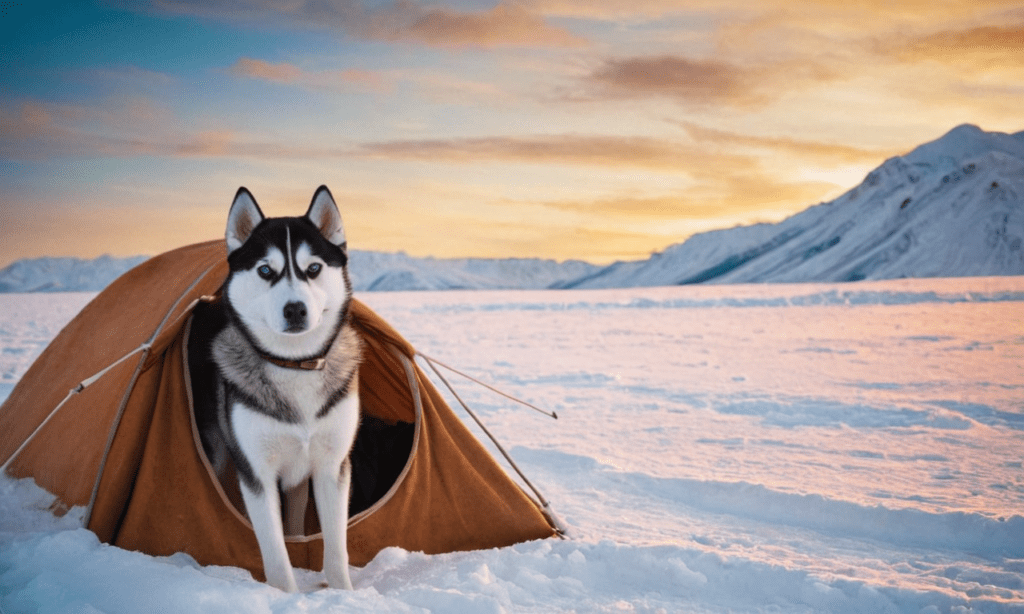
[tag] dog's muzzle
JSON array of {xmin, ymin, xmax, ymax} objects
[{"xmin": 283, "ymin": 301, "xmax": 308, "ymax": 333}]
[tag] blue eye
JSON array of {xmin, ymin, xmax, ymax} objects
[
  {"xmin": 306, "ymin": 263, "xmax": 322, "ymax": 279},
  {"xmin": 257, "ymin": 264, "xmax": 274, "ymax": 280}
]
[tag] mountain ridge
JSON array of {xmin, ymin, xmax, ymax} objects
[
  {"xmin": 1, "ymin": 124, "xmax": 1020, "ymax": 292},
  {"xmin": 565, "ymin": 124, "xmax": 1023, "ymax": 288}
]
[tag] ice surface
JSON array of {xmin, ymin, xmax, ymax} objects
[{"xmin": 2, "ymin": 278, "xmax": 1023, "ymax": 612}]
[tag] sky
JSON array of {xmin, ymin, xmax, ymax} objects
[{"xmin": 1, "ymin": 0, "xmax": 1023, "ymax": 267}]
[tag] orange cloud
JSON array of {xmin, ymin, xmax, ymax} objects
[
  {"xmin": 229, "ymin": 58, "xmax": 389, "ymax": 93},
  {"xmin": 887, "ymin": 25, "xmax": 1024, "ymax": 68},
  {"xmin": 230, "ymin": 58, "xmax": 304, "ymax": 84},
  {"xmin": 392, "ymin": 3, "xmax": 585, "ymax": 48},
  {"xmin": 575, "ymin": 54, "xmax": 839, "ymax": 108},
  {"xmin": 355, "ymin": 134, "xmax": 754, "ymax": 173},
  {"xmin": 677, "ymin": 122, "xmax": 897, "ymax": 166},
  {"xmin": 587, "ymin": 55, "xmax": 752, "ymax": 104},
  {"xmin": 145, "ymin": 0, "xmax": 583, "ymax": 49},
  {"xmin": 540, "ymin": 175, "xmax": 839, "ymax": 221},
  {"xmin": 0, "ymin": 99, "xmax": 338, "ymax": 161}
]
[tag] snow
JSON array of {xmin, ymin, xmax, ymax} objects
[{"xmin": 2, "ymin": 276, "xmax": 1023, "ymax": 613}]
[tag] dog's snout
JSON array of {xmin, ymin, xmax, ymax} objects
[{"xmin": 283, "ymin": 301, "xmax": 308, "ymax": 331}]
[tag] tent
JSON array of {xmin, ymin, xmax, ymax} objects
[{"xmin": 0, "ymin": 240, "xmax": 560, "ymax": 580}]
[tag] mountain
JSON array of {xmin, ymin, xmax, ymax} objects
[
  {"xmin": 0, "ymin": 255, "xmax": 150, "ymax": 293},
  {"xmin": 567, "ymin": 124, "xmax": 1024, "ymax": 288},
  {"xmin": 0, "ymin": 251, "xmax": 599, "ymax": 293},
  {"xmin": 2, "ymin": 125, "xmax": 1020, "ymax": 293},
  {"xmin": 347, "ymin": 251, "xmax": 599, "ymax": 291}
]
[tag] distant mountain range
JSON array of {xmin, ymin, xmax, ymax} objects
[
  {"xmin": 1, "ymin": 124, "xmax": 1020, "ymax": 293},
  {"xmin": 0, "ymin": 251, "xmax": 600, "ymax": 293}
]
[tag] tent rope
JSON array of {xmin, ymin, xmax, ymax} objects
[
  {"xmin": 0, "ymin": 342, "xmax": 152, "ymax": 476},
  {"xmin": 416, "ymin": 353, "xmax": 557, "ymax": 420},
  {"xmin": 418, "ymin": 354, "xmax": 569, "ymax": 538}
]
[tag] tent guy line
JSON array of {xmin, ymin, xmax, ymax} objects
[
  {"xmin": 417, "ymin": 352, "xmax": 558, "ymax": 420},
  {"xmin": 419, "ymin": 353, "xmax": 569, "ymax": 539},
  {"xmin": 0, "ymin": 341, "xmax": 152, "ymax": 477}
]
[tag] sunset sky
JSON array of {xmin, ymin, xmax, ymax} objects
[{"xmin": 2, "ymin": 0, "xmax": 1022, "ymax": 267}]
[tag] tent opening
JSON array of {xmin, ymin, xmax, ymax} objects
[{"xmin": 185, "ymin": 303, "xmax": 417, "ymax": 536}]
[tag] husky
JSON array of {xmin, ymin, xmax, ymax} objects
[{"xmin": 190, "ymin": 185, "xmax": 361, "ymax": 592}]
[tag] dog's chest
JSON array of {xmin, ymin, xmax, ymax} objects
[
  {"xmin": 233, "ymin": 367, "xmax": 359, "ymax": 487},
  {"xmin": 266, "ymin": 367, "xmax": 330, "ymax": 422}
]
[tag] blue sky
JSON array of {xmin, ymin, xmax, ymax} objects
[{"xmin": 2, "ymin": 0, "xmax": 1022, "ymax": 266}]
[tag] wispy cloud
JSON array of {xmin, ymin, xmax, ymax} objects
[
  {"xmin": 229, "ymin": 58, "xmax": 388, "ymax": 92},
  {"xmin": 583, "ymin": 55, "xmax": 757, "ymax": 106},
  {"xmin": 884, "ymin": 25, "xmax": 1024, "ymax": 69},
  {"xmin": 0, "ymin": 99, "xmax": 351, "ymax": 161},
  {"xmin": 377, "ymin": 3, "xmax": 586, "ymax": 48},
  {"xmin": 539, "ymin": 175, "xmax": 839, "ymax": 221},
  {"xmin": 572, "ymin": 52, "xmax": 844, "ymax": 109},
  {"xmin": 676, "ymin": 122, "xmax": 897, "ymax": 166},
  {"xmin": 140, "ymin": 0, "xmax": 585, "ymax": 49},
  {"xmin": 355, "ymin": 134, "xmax": 753, "ymax": 173}
]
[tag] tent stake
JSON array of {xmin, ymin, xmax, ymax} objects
[{"xmin": 420, "ymin": 355, "xmax": 569, "ymax": 538}]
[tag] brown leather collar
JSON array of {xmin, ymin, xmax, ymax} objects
[{"xmin": 259, "ymin": 353, "xmax": 327, "ymax": 371}]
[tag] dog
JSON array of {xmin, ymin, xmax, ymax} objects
[{"xmin": 190, "ymin": 185, "xmax": 361, "ymax": 592}]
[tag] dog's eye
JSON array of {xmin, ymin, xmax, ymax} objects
[
  {"xmin": 306, "ymin": 263, "xmax": 322, "ymax": 279},
  {"xmin": 257, "ymin": 265, "xmax": 274, "ymax": 280}
]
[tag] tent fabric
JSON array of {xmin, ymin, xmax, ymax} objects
[{"xmin": 0, "ymin": 240, "xmax": 557, "ymax": 579}]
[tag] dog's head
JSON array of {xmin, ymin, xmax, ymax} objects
[{"xmin": 222, "ymin": 185, "xmax": 352, "ymax": 360}]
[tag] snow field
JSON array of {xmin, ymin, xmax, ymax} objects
[{"xmin": 2, "ymin": 278, "xmax": 1024, "ymax": 612}]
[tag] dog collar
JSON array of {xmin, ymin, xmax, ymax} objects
[{"xmin": 259, "ymin": 353, "xmax": 327, "ymax": 371}]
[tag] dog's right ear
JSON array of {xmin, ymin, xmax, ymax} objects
[{"xmin": 226, "ymin": 187, "xmax": 264, "ymax": 254}]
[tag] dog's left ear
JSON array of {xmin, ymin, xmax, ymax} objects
[{"xmin": 306, "ymin": 185, "xmax": 346, "ymax": 250}]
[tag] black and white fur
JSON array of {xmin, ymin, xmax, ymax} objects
[{"xmin": 198, "ymin": 186, "xmax": 361, "ymax": 592}]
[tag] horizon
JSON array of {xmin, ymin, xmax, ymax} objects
[{"xmin": 2, "ymin": 1, "xmax": 1023, "ymax": 268}]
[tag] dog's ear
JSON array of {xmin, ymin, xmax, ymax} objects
[
  {"xmin": 306, "ymin": 185, "xmax": 346, "ymax": 250},
  {"xmin": 226, "ymin": 187, "xmax": 264, "ymax": 254}
]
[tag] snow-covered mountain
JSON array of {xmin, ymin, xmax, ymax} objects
[
  {"xmin": 0, "ymin": 255, "xmax": 150, "ymax": 293},
  {"xmin": 0, "ymin": 251, "xmax": 599, "ymax": 293},
  {"xmin": 348, "ymin": 251, "xmax": 599, "ymax": 291},
  {"xmin": 568, "ymin": 124, "xmax": 1024, "ymax": 288},
  {"xmin": 2, "ymin": 125, "xmax": 1020, "ymax": 292}
]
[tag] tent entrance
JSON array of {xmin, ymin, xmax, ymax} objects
[{"xmin": 183, "ymin": 309, "xmax": 418, "ymax": 537}]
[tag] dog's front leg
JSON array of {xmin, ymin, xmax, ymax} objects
[
  {"xmin": 241, "ymin": 481, "xmax": 298, "ymax": 593},
  {"xmin": 313, "ymin": 457, "xmax": 353, "ymax": 590}
]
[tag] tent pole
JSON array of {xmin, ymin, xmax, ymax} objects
[{"xmin": 420, "ymin": 355, "xmax": 569, "ymax": 538}]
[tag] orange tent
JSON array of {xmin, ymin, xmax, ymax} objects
[{"xmin": 0, "ymin": 240, "xmax": 559, "ymax": 580}]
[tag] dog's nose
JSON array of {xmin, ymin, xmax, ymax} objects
[{"xmin": 283, "ymin": 301, "xmax": 308, "ymax": 331}]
